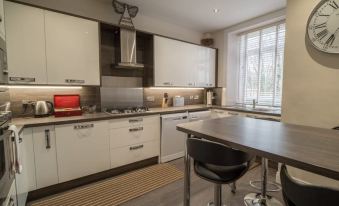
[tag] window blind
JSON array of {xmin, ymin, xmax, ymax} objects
[{"xmin": 237, "ymin": 22, "xmax": 286, "ymax": 107}]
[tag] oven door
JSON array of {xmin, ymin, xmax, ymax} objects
[{"xmin": 0, "ymin": 130, "xmax": 15, "ymax": 205}]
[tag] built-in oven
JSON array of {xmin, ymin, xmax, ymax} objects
[
  {"xmin": 0, "ymin": 116, "xmax": 14, "ymax": 205},
  {"xmin": 0, "ymin": 35, "xmax": 7, "ymax": 84}
]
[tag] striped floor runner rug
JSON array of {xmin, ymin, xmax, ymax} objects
[{"xmin": 31, "ymin": 163, "xmax": 183, "ymax": 206}]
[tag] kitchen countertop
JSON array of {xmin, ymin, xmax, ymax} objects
[{"xmin": 11, "ymin": 104, "xmax": 281, "ymax": 133}]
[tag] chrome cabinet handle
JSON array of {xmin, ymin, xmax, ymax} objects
[
  {"xmin": 74, "ymin": 124, "xmax": 94, "ymax": 130},
  {"xmin": 65, "ymin": 79, "xmax": 85, "ymax": 84},
  {"xmin": 129, "ymin": 127, "xmax": 143, "ymax": 132},
  {"xmin": 129, "ymin": 144, "xmax": 144, "ymax": 151},
  {"xmin": 129, "ymin": 118, "xmax": 143, "ymax": 123},
  {"xmin": 9, "ymin": 77, "xmax": 35, "ymax": 82},
  {"xmin": 163, "ymin": 82, "xmax": 174, "ymax": 86},
  {"xmin": 45, "ymin": 129, "xmax": 51, "ymax": 149},
  {"xmin": 228, "ymin": 112, "xmax": 239, "ymax": 115}
]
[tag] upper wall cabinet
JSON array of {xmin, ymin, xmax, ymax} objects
[
  {"xmin": 154, "ymin": 36, "xmax": 216, "ymax": 88},
  {"xmin": 0, "ymin": 0, "xmax": 6, "ymax": 40},
  {"xmin": 5, "ymin": 2, "xmax": 47, "ymax": 84},
  {"xmin": 4, "ymin": 2, "xmax": 100, "ymax": 85},
  {"xmin": 45, "ymin": 11, "xmax": 100, "ymax": 86}
]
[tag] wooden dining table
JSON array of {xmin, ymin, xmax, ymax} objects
[{"xmin": 176, "ymin": 116, "xmax": 339, "ymax": 206}]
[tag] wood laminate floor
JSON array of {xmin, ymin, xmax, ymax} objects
[{"xmin": 121, "ymin": 158, "xmax": 283, "ymax": 206}]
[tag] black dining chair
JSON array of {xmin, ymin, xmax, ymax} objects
[
  {"xmin": 280, "ymin": 164, "xmax": 339, "ymax": 206},
  {"xmin": 186, "ymin": 138, "xmax": 254, "ymax": 206}
]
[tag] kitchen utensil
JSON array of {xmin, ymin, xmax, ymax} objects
[{"xmin": 34, "ymin": 101, "xmax": 54, "ymax": 117}]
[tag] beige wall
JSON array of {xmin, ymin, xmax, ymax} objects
[
  {"xmin": 13, "ymin": 0, "xmax": 202, "ymax": 43},
  {"xmin": 281, "ymin": 0, "xmax": 339, "ymax": 189},
  {"xmin": 282, "ymin": 0, "xmax": 339, "ymax": 128}
]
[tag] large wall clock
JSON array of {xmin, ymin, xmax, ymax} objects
[{"xmin": 307, "ymin": 0, "xmax": 339, "ymax": 53}]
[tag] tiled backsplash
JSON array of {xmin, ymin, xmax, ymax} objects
[
  {"xmin": 143, "ymin": 88, "xmax": 205, "ymax": 108},
  {"xmin": 1, "ymin": 86, "xmax": 223, "ymax": 117},
  {"xmin": 8, "ymin": 87, "xmax": 100, "ymax": 117}
]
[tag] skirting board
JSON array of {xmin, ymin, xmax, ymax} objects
[
  {"xmin": 27, "ymin": 157, "xmax": 159, "ymax": 202},
  {"xmin": 161, "ymin": 152, "xmax": 185, "ymax": 163}
]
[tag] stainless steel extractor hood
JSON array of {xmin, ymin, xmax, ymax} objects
[{"xmin": 117, "ymin": 28, "xmax": 144, "ymax": 69}]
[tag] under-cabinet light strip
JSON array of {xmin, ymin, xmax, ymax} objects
[
  {"xmin": 148, "ymin": 87, "xmax": 205, "ymax": 90},
  {"xmin": 0, "ymin": 85, "xmax": 83, "ymax": 89}
]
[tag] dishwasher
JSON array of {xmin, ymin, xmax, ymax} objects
[{"xmin": 160, "ymin": 113, "xmax": 189, "ymax": 163}]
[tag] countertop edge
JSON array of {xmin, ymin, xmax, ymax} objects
[{"xmin": 13, "ymin": 105, "xmax": 281, "ymax": 134}]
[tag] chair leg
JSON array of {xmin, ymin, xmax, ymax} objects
[
  {"xmin": 231, "ymin": 182, "xmax": 236, "ymax": 194},
  {"xmin": 214, "ymin": 184, "xmax": 222, "ymax": 206}
]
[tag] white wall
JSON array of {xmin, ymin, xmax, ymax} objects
[
  {"xmin": 211, "ymin": 9, "xmax": 286, "ymax": 105},
  {"xmin": 14, "ymin": 0, "xmax": 202, "ymax": 43},
  {"xmin": 281, "ymin": 0, "xmax": 339, "ymax": 189}
]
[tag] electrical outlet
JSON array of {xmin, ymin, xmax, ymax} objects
[
  {"xmin": 146, "ymin": 96, "xmax": 155, "ymax": 102},
  {"xmin": 194, "ymin": 95, "xmax": 199, "ymax": 100},
  {"xmin": 22, "ymin": 100, "xmax": 30, "ymax": 105}
]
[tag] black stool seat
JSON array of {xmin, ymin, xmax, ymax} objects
[
  {"xmin": 187, "ymin": 138, "xmax": 254, "ymax": 206},
  {"xmin": 194, "ymin": 162, "xmax": 248, "ymax": 184},
  {"xmin": 281, "ymin": 164, "xmax": 339, "ymax": 206}
]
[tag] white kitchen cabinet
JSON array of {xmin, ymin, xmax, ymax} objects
[
  {"xmin": 32, "ymin": 126, "xmax": 58, "ymax": 189},
  {"xmin": 5, "ymin": 2, "xmax": 47, "ymax": 84},
  {"xmin": 0, "ymin": 0, "xmax": 6, "ymax": 40},
  {"xmin": 109, "ymin": 115, "xmax": 160, "ymax": 168},
  {"xmin": 15, "ymin": 128, "xmax": 36, "ymax": 206},
  {"xmin": 55, "ymin": 121, "xmax": 110, "ymax": 183},
  {"xmin": 154, "ymin": 36, "xmax": 190, "ymax": 87},
  {"xmin": 109, "ymin": 115, "xmax": 160, "ymax": 149},
  {"xmin": 45, "ymin": 11, "xmax": 100, "ymax": 86},
  {"xmin": 154, "ymin": 36, "xmax": 216, "ymax": 87},
  {"xmin": 111, "ymin": 140, "xmax": 160, "ymax": 168}
]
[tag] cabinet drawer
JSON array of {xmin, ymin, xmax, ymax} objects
[
  {"xmin": 110, "ymin": 140, "xmax": 159, "ymax": 168},
  {"xmin": 55, "ymin": 121, "xmax": 110, "ymax": 183},
  {"xmin": 109, "ymin": 115, "xmax": 160, "ymax": 129},
  {"xmin": 110, "ymin": 123, "xmax": 160, "ymax": 149}
]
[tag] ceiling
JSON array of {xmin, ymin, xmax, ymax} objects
[{"xmin": 121, "ymin": 0, "xmax": 286, "ymax": 32}]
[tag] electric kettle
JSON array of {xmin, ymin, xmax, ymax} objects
[{"xmin": 34, "ymin": 101, "xmax": 54, "ymax": 117}]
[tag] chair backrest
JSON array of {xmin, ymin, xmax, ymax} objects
[
  {"xmin": 186, "ymin": 138, "xmax": 253, "ymax": 166},
  {"xmin": 280, "ymin": 164, "xmax": 339, "ymax": 206}
]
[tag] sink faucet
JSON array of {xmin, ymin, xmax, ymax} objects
[{"xmin": 252, "ymin": 99, "xmax": 257, "ymax": 109}]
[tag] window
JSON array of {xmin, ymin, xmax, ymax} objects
[{"xmin": 237, "ymin": 22, "xmax": 285, "ymax": 107}]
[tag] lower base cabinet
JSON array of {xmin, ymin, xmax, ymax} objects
[
  {"xmin": 16, "ymin": 128, "xmax": 36, "ymax": 206},
  {"xmin": 55, "ymin": 121, "xmax": 110, "ymax": 183},
  {"xmin": 111, "ymin": 140, "xmax": 160, "ymax": 168},
  {"xmin": 32, "ymin": 126, "xmax": 58, "ymax": 189}
]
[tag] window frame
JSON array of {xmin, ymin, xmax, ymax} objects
[{"xmin": 236, "ymin": 20, "xmax": 286, "ymax": 108}]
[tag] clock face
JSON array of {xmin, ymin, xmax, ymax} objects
[{"xmin": 307, "ymin": 0, "xmax": 339, "ymax": 53}]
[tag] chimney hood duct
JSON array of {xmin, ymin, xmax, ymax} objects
[
  {"xmin": 117, "ymin": 28, "xmax": 144, "ymax": 69},
  {"xmin": 112, "ymin": 0, "xmax": 144, "ymax": 69}
]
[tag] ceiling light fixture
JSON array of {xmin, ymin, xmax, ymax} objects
[{"xmin": 213, "ymin": 8, "xmax": 219, "ymax": 13}]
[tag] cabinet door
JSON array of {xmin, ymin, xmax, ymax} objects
[
  {"xmin": 33, "ymin": 126, "xmax": 58, "ymax": 189},
  {"xmin": 154, "ymin": 36, "xmax": 194, "ymax": 87},
  {"xmin": 195, "ymin": 47, "xmax": 216, "ymax": 87},
  {"xmin": 55, "ymin": 121, "xmax": 110, "ymax": 183},
  {"xmin": 207, "ymin": 48, "xmax": 216, "ymax": 87},
  {"xmin": 45, "ymin": 11, "xmax": 100, "ymax": 86},
  {"xmin": 0, "ymin": 0, "xmax": 5, "ymax": 40},
  {"xmin": 15, "ymin": 128, "xmax": 36, "ymax": 206},
  {"xmin": 5, "ymin": 1, "xmax": 47, "ymax": 84}
]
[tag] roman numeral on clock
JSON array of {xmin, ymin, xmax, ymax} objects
[
  {"xmin": 317, "ymin": 29, "xmax": 328, "ymax": 40},
  {"xmin": 314, "ymin": 22, "xmax": 327, "ymax": 29},
  {"xmin": 329, "ymin": 1, "xmax": 339, "ymax": 9},
  {"xmin": 325, "ymin": 34, "xmax": 336, "ymax": 47}
]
